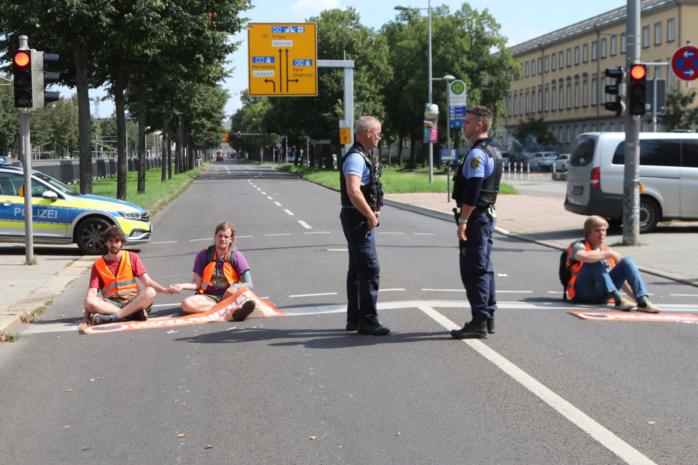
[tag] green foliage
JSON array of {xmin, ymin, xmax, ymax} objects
[
  {"xmin": 512, "ymin": 116, "xmax": 557, "ymax": 152},
  {"xmin": 0, "ymin": 74, "xmax": 20, "ymax": 156},
  {"xmin": 659, "ymin": 88, "xmax": 698, "ymax": 131}
]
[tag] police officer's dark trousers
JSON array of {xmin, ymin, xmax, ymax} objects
[
  {"xmin": 459, "ymin": 208, "xmax": 497, "ymax": 323},
  {"xmin": 340, "ymin": 209, "xmax": 380, "ymax": 325}
]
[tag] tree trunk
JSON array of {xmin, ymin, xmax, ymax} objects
[
  {"xmin": 75, "ymin": 42, "xmax": 92, "ymax": 194},
  {"xmin": 114, "ymin": 69, "xmax": 128, "ymax": 200},
  {"xmin": 409, "ymin": 137, "xmax": 416, "ymax": 168},
  {"xmin": 137, "ymin": 67, "xmax": 146, "ymax": 194},
  {"xmin": 161, "ymin": 110, "xmax": 168, "ymax": 182}
]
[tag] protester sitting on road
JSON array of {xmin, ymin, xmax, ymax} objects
[
  {"xmin": 172, "ymin": 222, "xmax": 256, "ymax": 321},
  {"xmin": 566, "ymin": 215, "xmax": 660, "ymax": 313},
  {"xmin": 81, "ymin": 226, "xmax": 178, "ymax": 326}
]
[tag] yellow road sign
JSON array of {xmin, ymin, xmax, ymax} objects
[
  {"xmin": 248, "ymin": 23, "xmax": 318, "ymax": 97},
  {"xmin": 339, "ymin": 127, "xmax": 351, "ymax": 145}
]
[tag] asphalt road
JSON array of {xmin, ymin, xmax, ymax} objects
[{"xmin": 1, "ymin": 161, "xmax": 696, "ymax": 464}]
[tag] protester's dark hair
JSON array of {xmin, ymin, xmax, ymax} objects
[
  {"xmin": 103, "ymin": 226, "xmax": 126, "ymax": 243},
  {"xmin": 467, "ymin": 105, "xmax": 493, "ymax": 132}
]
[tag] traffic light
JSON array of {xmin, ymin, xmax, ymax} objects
[
  {"xmin": 237, "ymin": 131, "xmax": 241, "ymax": 138},
  {"xmin": 31, "ymin": 51, "xmax": 60, "ymax": 108},
  {"xmin": 12, "ymin": 50, "xmax": 32, "ymax": 108},
  {"xmin": 604, "ymin": 66, "xmax": 625, "ymax": 116},
  {"xmin": 628, "ymin": 64, "xmax": 647, "ymax": 116}
]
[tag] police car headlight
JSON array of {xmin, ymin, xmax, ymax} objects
[{"xmin": 119, "ymin": 211, "xmax": 149, "ymax": 222}]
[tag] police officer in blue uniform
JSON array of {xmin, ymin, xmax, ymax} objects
[
  {"xmin": 339, "ymin": 116, "xmax": 389, "ymax": 336},
  {"xmin": 450, "ymin": 106, "xmax": 503, "ymax": 339}
]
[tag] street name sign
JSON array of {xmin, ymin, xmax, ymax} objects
[{"xmin": 248, "ymin": 23, "xmax": 318, "ymax": 96}]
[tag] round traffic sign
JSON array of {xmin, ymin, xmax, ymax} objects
[
  {"xmin": 671, "ymin": 45, "xmax": 698, "ymax": 81},
  {"xmin": 450, "ymin": 81, "xmax": 465, "ymax": 95}
]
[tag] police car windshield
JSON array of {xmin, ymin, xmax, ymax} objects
[{"xmin": 33, "ymin": 171, "xmax": 80, "ymax": 195}]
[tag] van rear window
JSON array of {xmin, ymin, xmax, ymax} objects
[
  {"xmin": 570, "ymin": 138, "xmax": 595, "ymax": 167},
  {"xmin": 682, "ymin": 140, "xmax": 698, "ymax": 167},
  {"xmin": 612, "ymin": 139, "xmax": 681, "ymax": 166}
]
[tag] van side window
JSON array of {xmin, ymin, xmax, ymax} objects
[
  {"xmin": 612, "ymin": 139, "xmax": 681, "ymax": 166},
  {"xmin": 570, "ymin": 138, "xmax": 595, "ymax": 166},
  {"xmin": 682, "ymin": 139, "xmax": 698, "ymax": 167}
]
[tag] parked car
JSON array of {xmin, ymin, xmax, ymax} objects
[
  {"xmin": 0, "ymin": 166, "xmax": 151, "ymax": 254},
  {"xmin": 0, "ymin": 156, "xmax": 11, "ymax": 166},
  {"xmin": 564, "ymin": 132, "xmax": 698, "ymax": 233},
  {"xmin": 528, "ymin": 152, "xmax": 559, "ymax": 171},
  {"xmin": 553, "ymin": 154, "xmax": 571, "ymax": 171}
]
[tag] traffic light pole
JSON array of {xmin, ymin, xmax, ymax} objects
[
  {"xmin": 623, "ymin": 0, "xmax": 641, "ymax": 246},
  {"xmin": 20, "ymin": 108, "xmax": 35, "ymax": 264}
]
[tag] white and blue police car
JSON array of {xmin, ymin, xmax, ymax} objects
[{"xmin": 0, "ymin": 166, "xmax": 151, "ymax": 255}]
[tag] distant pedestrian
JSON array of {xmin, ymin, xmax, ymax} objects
[
  {"xmin": 339, "ymin": 116, "xmax": 388, "ymax": 336},
  {"xmin": 451, "ymin": 105, "xmax": 503, "ymax": 339},
  {"xmin": 565, "ymin": 215, "xmax": 660, "ymax": 312},
  {"xmin": 81, "ymin": 226, "xmax": 178, "ymax": 326}
]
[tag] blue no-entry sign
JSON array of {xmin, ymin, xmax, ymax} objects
[{"xmin": 671, "ymin": 45, "xmax": 698, "ymax": 81}]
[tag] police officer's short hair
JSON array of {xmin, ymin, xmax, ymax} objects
[
  {"xmin": 355, "ymin": 116, "xmax": 380, "ymax": 136},
  {"xmin": 584, "ymin": 215, "xmax": 609, "ymax": 237},
  {"xmin": 103, "ymin": 226, "xmax": 126, "ymax": 243},
  {"xmin": 215, "ymin": 222, "xmax": 236, "ymax": 239},
  {"xmin": 467, "ymin": 106, "xmax": 493, "ymax": 133}
]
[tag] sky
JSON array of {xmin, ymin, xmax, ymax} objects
[{"xmin": 71, "ymin": 0, "xmax": 625, "ymax": 119}]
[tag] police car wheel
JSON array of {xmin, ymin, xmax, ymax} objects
[{"xmin": 76, "ymin": 217, "xmax": 112, "ymax": 255}]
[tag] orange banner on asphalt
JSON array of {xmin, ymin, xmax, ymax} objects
[
  {"xmin": 81, "ymin": 288, "xmax": 283, "ymax": 335},
  {"xmin": 570, "ymin": 312, "xmax": 698, "ymax": 323}
]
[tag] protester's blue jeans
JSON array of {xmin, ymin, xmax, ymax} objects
[{"xmin": 573, "ymin": 257, "xmax": 648, "ymax": 304}]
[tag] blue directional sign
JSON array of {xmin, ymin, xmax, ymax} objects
[
  {"xmin": 252, "ymin": 56, "xmax": 276, "ymax": 64},
  {"xmin": 272, "ymin": 26, "xmax": 306, "ymax": 33},
  {"xmin": 449, "ymin": 105, "xmax": 466, "ymax": 117},
  {"xmin": 292, "ymin": 59, "xmax": 313, "ymax": 66}
]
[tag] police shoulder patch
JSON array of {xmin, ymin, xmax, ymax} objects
[{"xmin": 470, "ymin": 158, "xmax": 480, "ymax": 169}]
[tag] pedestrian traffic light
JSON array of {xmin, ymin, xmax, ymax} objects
[
  {"xmin": 628, "ymin": 64, "xmax": 647, "ymax": 116},
  {"xmin": 12, "ymin": 50, "xmax": 33, "ymax": 108},
  {"xmin": 237, "ymin": 131, "xmax": 241, "ymax": 138},
  {"xmin": 604, "ymin": 66, "xmax": 625, "ymax": 116},
  {"xmin": 31, "ymin": 51, "xmax": 60, "ymax": 108}
]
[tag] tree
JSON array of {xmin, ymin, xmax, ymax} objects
[
  {"xmin": 0, "ymin": 74, "xmax": 20, "ymax": 157},
  {"xmin": 658, "ymin": 87, "xmax": 698, "ymax": 131},
  {"xmin": 512, "ymin": 116, "xmax": 557, "ymax": 152}
]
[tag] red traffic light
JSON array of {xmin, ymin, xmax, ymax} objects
[
  {"xmin": 13, "ymin": 51, "xmax": 30, "ymax": 67},
  {"xmin": 630, "ymin": 65, "xmax": 646, "ymax": 80}
]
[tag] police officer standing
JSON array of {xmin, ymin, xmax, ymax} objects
[
  {"xmin": 339, "ymin": 116, "xmax": 389, "ymax": 336},
  {"xmin": 451, "ymin": 106, "xmax": 503, "ymax": 339}
]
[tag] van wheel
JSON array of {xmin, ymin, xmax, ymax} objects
[
  {"xmin": 639, "ymin": 198, "xmax": 660, "ymax": 234},
  {"xmin": 76, "ymin": 217, "xmax": 112, "ymax": 255}
]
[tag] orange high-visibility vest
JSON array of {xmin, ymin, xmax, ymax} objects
[
  {"xmin": 566, "ymin": 240, "xmax": 616, "ymax": 300},
  {"xmin": 199, "ymin": 246, "xmax": 240, "ymax": 294},
  {"xmin": 95, "ymin": 252, "xmax": 140, "ymax": 299}
]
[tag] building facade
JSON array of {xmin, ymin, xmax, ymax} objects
[{"xmin": 498, "ymin": 0, "xmax": 698, "ymax": 153}]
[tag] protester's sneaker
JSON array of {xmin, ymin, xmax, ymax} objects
[
  {"xmin": 92, "ymin": 313, "xmax": 115, "ymax": 325},
  {"xmin": 615, "ymin": 297, "xmax": 636, "ymax": 312},
  {"xmin": 232, "ymin": 299, "xmax": 256, "ymax": 321},
  {"xmin": 129, "ymin": 309, "xmax": 148, "ymax": 321},
  {"xmin": 637, "ymin": 300, "xmax": 660, "ymax": 313}
]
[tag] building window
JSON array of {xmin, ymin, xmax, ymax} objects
[
  {"xmin": 545, "ymin": 86, "xmax": 550, "ymax": 111},
  {"xmin": 525, "ymin": 91, "xmax": 530, "ymax": 114},
  {"xmin": 621, "ymin": 33, "xmax": 627, "ymax": 53},
  {"xmin": 592, "ymin": 41, "xmax": 598, "ymax": 61},
  {"xmin": 559, "ymin": 84, "xmax": 564, "ymax": 110},
  {"xmin": 538, "ymin": 57, "xmax": 542, "ymax": 74},
  {"xmin": 574, "ymin": 46, "xmax": 580, "ymax": 65},
  {"xmin": 583, "ymin": 78, "xmax": 588, "ymax": 107},
  {"xmin": 513, "ymin": 94, "xmax": 518, "ymax": 116},
  {"xmin": 601, "ymin": 77, "xmax": 606, "ymax": 104},
  {"xmin": 668, "ymin": 18, "xmax": 675, "ymax": 42},
  {"xmin": 567, "ymin": 48, "xmax": 572, "ymax": 67},
  {"xmin": 538, "ymin": 87, "xmax": 543, "ymax": 112},
  {"xmin": 552, "ymin": 84, "xmax": 556, "ymax": 111},
  {"xmin": 655, "ymin": 22, "xmax": 662, "ymax": 45},
  {"xmin": 601, "ymin": 38, "xmax": 607, "ymax": 58},
  {"xmin": 552, "ymin": 53, "xmax": 557, "ymax": 70},
  {"xmin": 525, "ymin": 61, "xmax": 529, "ymax": 77},
  {"xmin": 610, "ymin": 122, "xmax": 615, "ymax": 132},
  {"xmin": 643, "ymin": 26, "xmax": 650, "ymax": 48},
  {"xmin": 545, "ymin": 55, "xmax": 549, "ymax": 72},
  {"xmin": 583, "ymin": 44, "xmax": 589, "ymax": 63},
  {"xmin": 574, "ymin": 81, "xmax": 580, "ymax": 108},
  {"xmin": 508, "ymin": 96, "xmax": 512, "ymax": 116},
  {"xmin": 567, "ymin": 127, "xmax": 572, "ymax": 144},
  {"xmin": 611, "ymin": 36, "xmax": 617, "ymax": 56},
  {"xmin": 532, "ymin": 89, "xmax": 537, "ymax": 113},
  {"xmin": 567, "ymin": 82, "xmax": 572, "ymax": 109},
  {"xmin": 592, "ymin": 77, "xmax": 598, "ymax": 105},
  {"xmin": 559, "ymin": 51, "xmax": 564, "ymax": 69}
]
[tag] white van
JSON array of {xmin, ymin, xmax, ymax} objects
[{"xmin": 564, "ymin": 132, "xmax": 698, "ymax": 233}]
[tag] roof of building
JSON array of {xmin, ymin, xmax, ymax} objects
[{"xmin": 509, "ymin": 0, "xmax": 676, "ymax": 56}]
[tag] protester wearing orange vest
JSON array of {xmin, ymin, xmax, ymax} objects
[
  {"xmin": 566, "ymin": 215, "xmax": 660, "ymax": 313},
  {"xmin": 172, "ymin": 222, "xmax": 256, "ymax": 321},
  {"xmin": 81, "ymin": 226, "xmax": 179, "ymax": 326}
]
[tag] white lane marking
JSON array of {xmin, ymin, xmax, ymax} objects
[
  {"xmin": 305, "ymin": 231, "xmax": 331, "ymax": 235},
  {"xmin": 267, "ymin": 196, "xmax": 274, "ymax": 200},
  {"xmin": 290, "ymin": 292, "xmax": 338, "ymax": 298},
  {"xmin": 414, "ymin": 233, "xmax": 436, "ymax": 236},
  {"xmin": 422, "ymin": 289, "xmax": 464, "ymax": 293},
  {"xmin": 327, "ymin": 248, "xmax": 348, "ymax": 252},
  {"xmin": 379, "ymin": 288, "xmax": 405, "ymax": 292},
  {"xmin": 150, "ymin": 241, "xmax": 178, "ymax": 245},
  {"xmin": 419, "ymin": 305, "xmax": 657, "ymax": 465},
  {"xmin": 298, "ymin": 220, "xmax": 312, "ymax": 229},
  {"xmin": 284, "ymin": 209, "xmax": 295, "ymax": 216},
  {"xmin": 670, "ymin": 294, "xmax": 698, "ymax": 297},
  {"xmin": 274, "ymin": 202, "xmax": 282, "ymax": 207},
  {"xmin": 378, "ymin": 232, "xmax": 405, "ymax": 235},
  {"xmin": 265, "ymin": 233, "xmax": 291, "ymax": 237},
  {"xmin": 261, "ymin": 191, "xmax": 267, "ymax": 195}
]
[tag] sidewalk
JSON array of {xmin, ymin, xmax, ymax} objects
[{"xmin": 2, "ymin": 188, "xmax": 696, "ymax": 336}]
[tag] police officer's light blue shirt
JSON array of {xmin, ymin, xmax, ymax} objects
[
  {"xmin": 461, "ymin": 147, "xmax": 495, "ymax": 180},
  {"xmin": 343, "ymin": 153, "xmax": 372, "ymax": 185}
]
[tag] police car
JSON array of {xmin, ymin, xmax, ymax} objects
[{"xmin": 0, "ymin": 166, "xmax": 151, "ymax": 255}]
